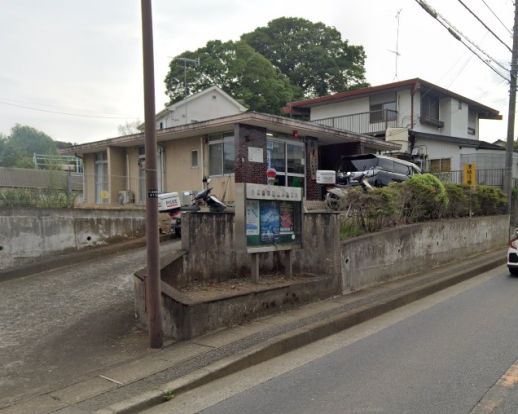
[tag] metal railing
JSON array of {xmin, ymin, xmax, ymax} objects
[
  {"xmin": 311, "ymin": 109, "xmax": 398, "ymax": 135},
  {"xmin": 432, "ymin": 169, "xmax": 508, "ymax": 188}
]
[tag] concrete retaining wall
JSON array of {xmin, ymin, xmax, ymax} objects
[
  {"xmin": 0, "ymin": 208, "xmax": 145, "ymax": 271},
  {"xmin": 341, "ymin": 215, "xmax": 509, "ymax": 292},
  {"xmin": 180, "ymin": 211, "xmax": 341, "ymax": 285}
]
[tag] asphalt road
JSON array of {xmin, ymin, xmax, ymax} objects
[
  {"xmin": 0, "ymin": 239, "xmax": 180, "ymax": 409},
  {"xmin": 158, "ymin": 266, "xmax": 518, "ymax": 414}
]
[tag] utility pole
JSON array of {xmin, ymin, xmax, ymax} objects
[
  {"xmin": 140, "ymin": 0, "xmax": 163, "ymax": 348},
  {"xmin": 505, "ymin": 1, "xmax": 518, "ymax": 213}
]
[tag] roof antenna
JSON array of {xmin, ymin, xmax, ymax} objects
[{"xmin": 387, "ymin": 9, "xmax": 402, "ymax": 80}]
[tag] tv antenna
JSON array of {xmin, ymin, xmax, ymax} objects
[
  {"xmin": 174, "ymin": 57, "xmax": 200, "ymax": 97},
  {"xmin": 387, "ymin": 9, "xmax": 402, "ymax": 80}
]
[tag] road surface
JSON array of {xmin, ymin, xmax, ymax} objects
[
  {"xmin": 151, "ymin": 265, "xmax": 518, "ymax": 414},
  {"xmin": 0, "ymin": 239, "xmax": 180, "ymax": 409}
]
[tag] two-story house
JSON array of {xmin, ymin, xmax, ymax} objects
[{"xmin": 284, "ymin": 78, "xmax": 509, "ymax": 180}]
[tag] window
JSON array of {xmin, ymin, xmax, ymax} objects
[
  {"xmin": 208, "ymin": 134, "xmax": 234, "ymax": 176},
  {"xmin": 267, "ymin": 137, "xmax": 305, "ymax": 190},
  {"xmin": 421, "ymin": 94, "xmax": 443, "ymax": 127},
  {"xmin": 191, "ymin": 150, "xmax": 199, "ymax": 168},
  {"xmin": 95, "ymin": 152, "xmax": 108, "ymax": 204},
  {"xmin": 430, "ymin": 158, "xmax": 451, "ymax": 173},
  {"xmin": 369, "ymin": 93, "xmax": 397, "ymax": 123}
]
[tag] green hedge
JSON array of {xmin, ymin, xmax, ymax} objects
[
  {"xmin": 0, "ymin": 188, "xmax": 78, "ymax": 208},
  {"xmin": 340, "ymin": 174, "xmax": 507, "ymax": 239}
]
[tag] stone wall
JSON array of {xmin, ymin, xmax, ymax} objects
[{"xmin": 0, "ymin": 208, "xmax": 145, "ymax": 271}]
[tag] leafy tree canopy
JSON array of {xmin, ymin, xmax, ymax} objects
[
  {"xmin": 0, "ymin": 124, "xmax": 58, "ymax": 168},
  {"xmin": 242, "ymin": 17, "xmax": 368, "ymax": 97},
  {"xmin": 164, "ymin": 40, "xmax": 301, "ymax": 114}
]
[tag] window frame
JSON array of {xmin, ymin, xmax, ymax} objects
[
  {"xmin": 208, "ymin": 133, "xmax": 235, "ymax": 177},
  {"xmin": 266, "ymin": 135, "xmax": 306, "ymax": 192},
  {"xmin": 94, "ymin": 151, "xmax": 108, "ymax": 204}
]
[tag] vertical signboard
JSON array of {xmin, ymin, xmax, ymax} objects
[{"xmin": 463, "ymin": 163, "xmax": 477, "ymax": 186}]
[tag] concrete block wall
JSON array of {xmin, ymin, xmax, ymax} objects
[
  {"xmin": 0, "ymin": 208, "xmax": 145, "ymax": 271},
  {"xmin": 341, "ymin": 215, "xmax": 509, "ymax": 292}
]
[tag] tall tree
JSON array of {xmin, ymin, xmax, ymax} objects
[
  {"xmin": 0, "ymin": 124, "xmax": 57, "ymax": 168},
  {"xmin": 242, "ymin": 17, "xmax": 368, "ymax": 97},
  {"xmin": 164, "ymin": 40, "xmax": 301, "ymax": 114}
]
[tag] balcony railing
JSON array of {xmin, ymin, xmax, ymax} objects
[{"xmin": 311, "ymin": 109, "xmax": 399, "ymax": 135}]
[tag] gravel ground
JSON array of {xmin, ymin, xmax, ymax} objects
[{"xmin": 0, "ymin": 239, "xmax": 180, "ymax": 408}]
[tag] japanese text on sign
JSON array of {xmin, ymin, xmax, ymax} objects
[{"xmin": 463, "ymin": 163, "xmax": 477, "ymax": 186}]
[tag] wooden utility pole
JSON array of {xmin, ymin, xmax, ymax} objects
[
  {"xmin": 504, "ymin": 1, "xmax": 518, "ymax": 211},
  {"xmin": 140, "ymin": 0, "xmax": 163, "ymax": 348}
]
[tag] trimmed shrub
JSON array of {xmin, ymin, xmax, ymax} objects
[
  {"xmin": 402, "ymin": 174, "xmax": 448, "ymax": 221},
  {"xmin": 472, "ymin": 185, "xmax": 507, "ymax": 215},
  {"xmin": 443, "ymin": 184, "xmax": 470, "ymax": 218}
]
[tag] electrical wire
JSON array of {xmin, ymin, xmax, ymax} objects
[
  {"xmin": 0, "ymin": 99, "xmax": 139, "ymax": 120},
  {"xmin": 414, "ymin": 0, "xmax": 510, "ymax": 82},
  {"xmin": 456, "ymin": 0, "xmax": 512, "ymax": 52},
  {"xmin": 480, "ymin": 0, "xmax": 513, "ymax": 36}
]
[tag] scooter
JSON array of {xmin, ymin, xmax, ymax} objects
[
  {"xmin": 168, "ymin": 178, "xmax": 227, "ymax": 236},
  {"xmin": 191, "ymin": 178, "xmax": 226, "ymax": 213}
]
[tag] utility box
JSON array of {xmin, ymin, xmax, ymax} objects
[{"xmin": 158, "ymin": 192, "xmax": 182, "ymax": 212}]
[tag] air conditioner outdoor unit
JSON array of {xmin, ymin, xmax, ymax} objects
[{"xmin": 118, "ymin": 190, "xmax": 135, "ymax": 205}]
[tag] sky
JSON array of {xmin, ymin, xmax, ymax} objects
[{"xmin": 0, "ymin": 0, "xmax": 514, "ymax": 144}]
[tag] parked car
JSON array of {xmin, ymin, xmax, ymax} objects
[
  {"xmin": 336, "ymin": 154, "xmax": 421, "ymax": 187},
  {"xmin": 508, "ymin": 233, "xmax": 518, "ymax": 275}
]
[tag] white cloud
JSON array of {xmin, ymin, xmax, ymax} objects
[{"xmin": 0, "ymin": 0, "xmax": 514, "ymax": 143}]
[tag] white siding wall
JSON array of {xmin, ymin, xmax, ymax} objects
[
  {"xmin": 397, "ymin": 89, "xmax": 413, "ymax": 129},
  {"xmin": 156, "ymin": 91, "xmax": 244, "ymax": 129},
  {"xmin": 310, "ymin": 97, "xmax": 369, "ymax": 121}
]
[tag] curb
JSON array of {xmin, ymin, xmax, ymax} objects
[
  {"xmin": 96, "ymin": 255, "xmax": 506, "ymax": 414},
  {"xmin": 0, "ymin": 234, "xmax": 175, "ymax": 282}
]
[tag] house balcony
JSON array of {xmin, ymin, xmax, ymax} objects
[{"xmin": 311, "ymin": 109, "xmax": 399, "ymax": 136}]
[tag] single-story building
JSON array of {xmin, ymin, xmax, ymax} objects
[{"xmin": 62, "ymin": 112, "xmax": 399, "ymax": 207}]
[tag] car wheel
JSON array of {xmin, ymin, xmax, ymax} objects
[{"xmin": 509, "ymin": 267, "xmax": 518, "ymax": 276}]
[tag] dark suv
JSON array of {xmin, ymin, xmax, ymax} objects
[{"xmin": 336, "ymin": 154, "xmax": 421, "ymax": 187}]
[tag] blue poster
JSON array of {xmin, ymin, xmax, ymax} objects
[{"xmin": 260, "ymin": 201, "xmax": 280, "ymax": 243}]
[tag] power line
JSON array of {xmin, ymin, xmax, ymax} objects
[
  {"xmin": 456, "ymin": 0, "xmax": 512, "ymax": 53},
  {"xmin": 415, "ymin": 0, "xmax": 510, "ymax": 82},
  {"xmin": 480, "ymin": 0, "xmax": 513, "ymax": 36},
  {"xmin": 0, "ymin": 99, "xmax": 139, "ymax": 120}
]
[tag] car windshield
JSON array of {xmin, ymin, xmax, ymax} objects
[{"xmin": 339, "ymin": 155, "xmax": 378, "ymax": 172}]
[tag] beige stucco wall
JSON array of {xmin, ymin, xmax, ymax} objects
[
  {"xmin": 108, "ymin": 146, "xmax": 126, "ymax": 203},
  {"xmin": 83, "ymin": 153, "xmax": 96, "ymax": 205},
  {"xmin": 126, "ymin": 147, "xmax": 141, "ymax": 203},
  {"xmin": 163, "ymin": 137, "xmax": 204, "ymax": 193}
]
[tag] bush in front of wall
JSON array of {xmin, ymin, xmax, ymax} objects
[
  {"xmin": 443, "ymin": 183, "xmax": 470, "ymax": 218},
  {"xmin": 471, "ymin": 185, "xmax": 507, "ymax": 216},
  {"xmin": 401, "ymin": 173, "xmax": 448, "ymax": 222}
]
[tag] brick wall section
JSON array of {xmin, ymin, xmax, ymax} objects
[
  {"xmin": 306, "ymin": 138, "xmax": 320, "ymax": 200},
  {"xmin": 234, "ymin": 123, "xmax": 267, "ymax": 184}
]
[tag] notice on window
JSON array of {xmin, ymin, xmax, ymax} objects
[
  {"xmin": 248, "ymin": 147, "xmax": 264, "ymax": 163},
  {"xmin": 260, "ymin": 201, "xmax": 280, "ymax": 243},
  {"xmin": 246, "ymin": 200, "xmax": 260, "ymax": 236},
  {"xmin": 279, "ymin": 202, "xmax": 294, "ymax": 234}
]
